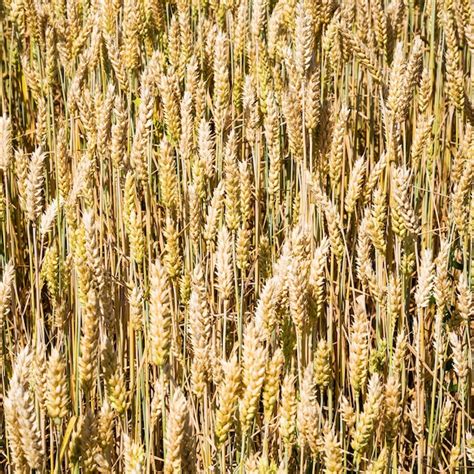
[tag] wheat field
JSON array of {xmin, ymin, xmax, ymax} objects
[{"xmin": 0, "ymin": 0, "xmax": 473, "ymax": 472}]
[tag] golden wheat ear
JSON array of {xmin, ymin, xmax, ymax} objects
[{"xmin": 2, "ymin": 0, "xmax": 473, "ymax": 469}]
